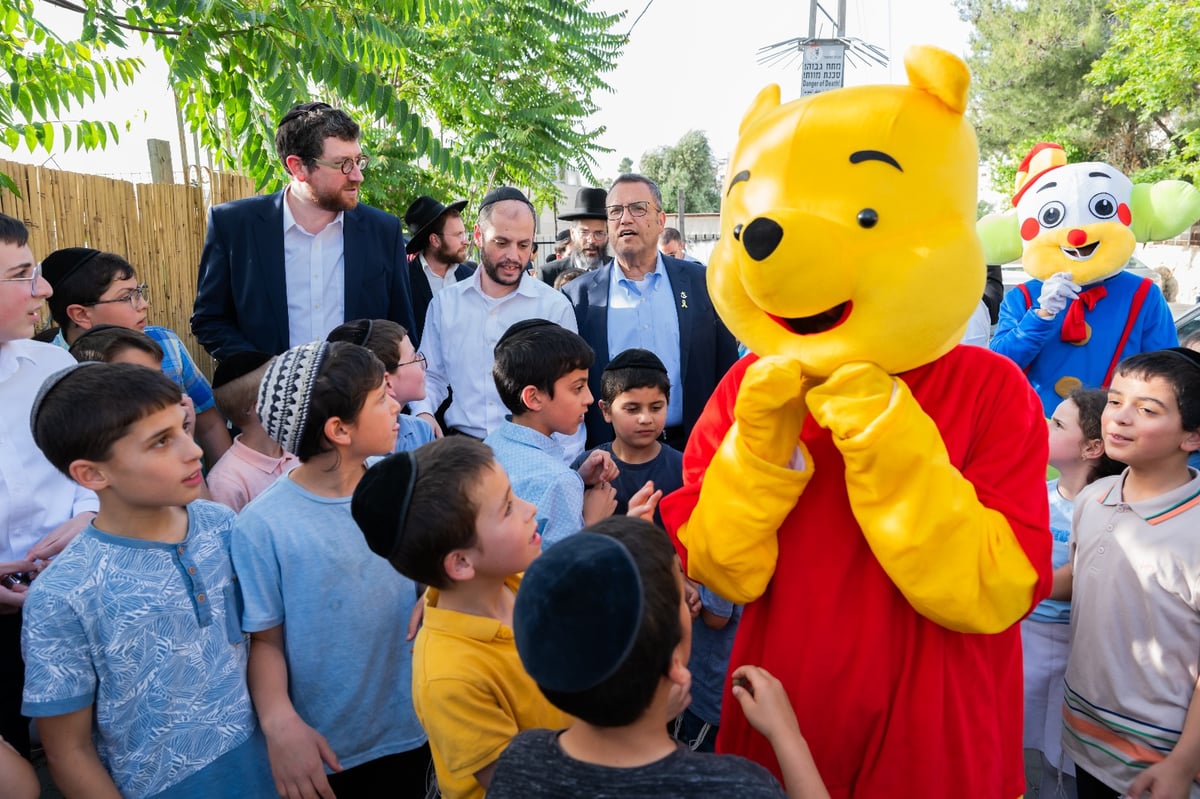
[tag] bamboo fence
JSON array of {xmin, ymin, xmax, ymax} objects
[{"xmin": 0, "ymin": 159, "xmax": 256, "ymax": 378}]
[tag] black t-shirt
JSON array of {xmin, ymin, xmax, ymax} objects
[
  {"xmin": 487, "ymin": 728, "xmax": 786, "ymax": 798},
  {"xmin": 571, "ymin": 443, "xmax": 684, "ymax": 527}
]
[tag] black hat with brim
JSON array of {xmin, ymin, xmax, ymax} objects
[
  {"xmin": 559, "ymin": 187, "xmax": 608, "ymax": 221},
  {"xmin": 404, "ymin": 196, "xmax": 468, "ymax": 255}
]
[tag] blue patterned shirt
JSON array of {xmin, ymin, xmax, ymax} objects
[
  {"xmin": 484, "ymin": 420, "xmax": 583, "ymax": 547},
  {"xmin": 21, "ymin": 501, "xmax": 259, "ymax": 799}
]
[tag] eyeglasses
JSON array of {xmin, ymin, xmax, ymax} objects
[
  {"xmin": 396, "ymin": 353, "xmax": 427, "ymax": 371},
  {"xmin": 85, "ymin": 284, "xmax": 149, "ymax": 309},
  {"xmin": 312, "ymin": 155, "xmax": 369, "ymax": 175},
  {"xmin": 605, "ymin": 201, "xmax": 657, "ymax": 220},
  {"xmin": 0, "ymin": 262, "xmax": 42, "ymax": 296},
  {"xmin": 575, "ymin": 229, "xmax": 608, "ymax": 241}
]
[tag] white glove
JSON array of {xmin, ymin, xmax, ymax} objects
[{"xmin": 1036, "ymin": 272, "xmax": 1080, "ymax": 318}]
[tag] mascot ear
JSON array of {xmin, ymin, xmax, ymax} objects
[
  {"xmin": 739, "ymin": 85, "xmax": 781, "ymax": 136},
  {"xmin": 1129, "ymin": 180, "xmax": 1200, "ymax": 243},
  {"xmin": 904, "ymin": 45, "xmax": 969, "ymax": 116},
  {"xmin": 977, "ymin": 212, "xmax": 1022, "ymax": 265}
]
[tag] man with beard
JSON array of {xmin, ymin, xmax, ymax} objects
[
  {"xmin": 192, "ymin": 102, "xmax": 416, "ymax": 360},
  {"xmin": 403, "ymin": 195, "xmax": 476, "ymax": 340},
  {"xmin": 410, "ymin": 187, "xmax": 577, "ymax": 441},
  {"xmin": 541, "ymin": 187, "xmax": 609, "ymax": 286},
  {"xmin": 563, "ymin": 175, "xmax": 737, "ymax": 451}
]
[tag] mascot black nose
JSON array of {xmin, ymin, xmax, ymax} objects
[{"xmin": 742, "ymin": 217, "xmax": 783, "ymax": 261}]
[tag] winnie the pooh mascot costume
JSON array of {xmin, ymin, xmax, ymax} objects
[
  {"xmin": 984, "ymin": 142, "xmax": 1199, "ymax": 414},
  {"xmin": 659, "ymin": 46, "xmax": 1052, "ymax": 798}
]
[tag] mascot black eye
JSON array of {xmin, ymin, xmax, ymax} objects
[
  {"xmin": 1088, "ymin": 192, "xmax": 1117, "ymax": 219},
  {"xmin": 733, "ymin": 223, "xmax": 743, "ymax": 241},
  {"xmin": 857, "ymin": 209, "xmax": 879, "ymax": 229},
  {"xmin": 1038, "ymin": 201, "xmax": 1066, "ymax": 228}
]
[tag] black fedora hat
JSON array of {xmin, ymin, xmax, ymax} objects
[
  {"xmin": 404, "ymin": 195, "xmax": 468, "ymax": 255},
  {"xmin": 558, "ymin": 187, "xmax": 608, "ymax": 221}
]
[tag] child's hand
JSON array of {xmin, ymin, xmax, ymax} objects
[
  {"xmin": 1125, "ymin": 755, "xmax": 1195, "ymax": 799},
  {"xmin": 0, "ymin": 560, "xmax": 35, "ymax": 614},
  {"xmin": 731, "ymin": 665, "xmax": 802, "ymax": 745},
  {"xmin": 684, "ymin": 579, "xmax": 702, "ymax": 619},
  {"xmin": 626, "ymin": 480, "xmax": 663, "ymax": 521},
  {"xmin": 582, "ymin": 481, "xmax": 617, "ymax": 525},
  {"xmin": 180, "ymin": 395, "xmax": 197, "ymax": 437},
  {"xmin": 577, "ymin": 449, "xmax": 619, "ymax": 486},
  {"xmin": 262, "ymin": 713, "xmax": 343, "ymax": 799}
]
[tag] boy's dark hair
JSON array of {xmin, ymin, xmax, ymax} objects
[
  {"xmin": 68, "ymin": 324, "xmax": 163, "ymax": 365},
  {"xmin": 1116, "ymin": 349, "xmax": 1200, "ymax": 433},
  {"xmin": 539, "ymin": 516, "xmax": 682, "ymax": 727},
  {"xmin": 32, "ymin": 363, "xmax": 183, "ymax": 476},
  {"xmin": 275, "ymin": 102, "xmax": 360, "ymax": 167},
  {"xmin": 327, "ymin": 318, "xmax": 407, "ymax": 372},
  {"xmin": 45, "ymin": 251, "xmax": 136, "ymax": 331},
  {"xmin": 492, "ymin": 320, "xmax": 593, "ymax": 416},
  {"xmin": 600, "ymin": 348, "xmax": 671, "ymax": 405},
  {"xmin": 1068, "ymin": 386, "xmax": 1124, "ymax": 480},
  {"xmin": 295, "ymin": 342, "xmax": 384, "ymax": 462},
  {"xmin": 0, "ymin": 213, "xmax": 29, "ymax": 246},
  {"xmin": 393, "ymin": 437, "xmax": 494, "ymax": 589}
]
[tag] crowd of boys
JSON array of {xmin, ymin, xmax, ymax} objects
[{"xmin": 2, "ymin": 111, "xmax": 1200, "ymax": 799}]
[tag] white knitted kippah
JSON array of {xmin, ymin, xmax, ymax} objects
[{"xmin": 257, "ymin": 340, "xmax": 329, "ymax": 455}]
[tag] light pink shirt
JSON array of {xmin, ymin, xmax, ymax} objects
[{"xmin": 206, "ymin": 435, "xmax": 299, "ymax": 512}]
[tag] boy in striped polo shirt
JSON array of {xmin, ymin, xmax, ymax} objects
[{"xmin": 1060, "ymin": 348, "xmax": 1200, "ymax": 798}]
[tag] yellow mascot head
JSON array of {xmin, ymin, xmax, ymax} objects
[{"xmin": 709, "ymin": 45, "xmax": 983, "ymax": 377}]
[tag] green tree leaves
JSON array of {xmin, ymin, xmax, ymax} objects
[
  {"xmin": 639, "ymin": 130, "xmax": 720, "ymax": 213},
  {"xmin": 2, "ymin": 0, "xmax": 625, "ymax": 214}
]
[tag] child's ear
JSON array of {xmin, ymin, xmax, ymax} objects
[
  {"xmin": 1182, "ymin": 429, "xmax": 1200, "ymax": 454},
  {"xmin": 323, "ymin": 415, "xmax": 353, "ymax": 447},
  {"xmin": 65, "ymin": 303, "xmax": 93, "ymax": 330},
  {"xmin": 598, "ymin": 399, "xmax": 612, "ymax": 423},
  {"xmin": 666, "ymin": 651, "xmax": 691, "ymax": 691},
  {"xmin": 68, "ymin": 459, "xmax": 109, "ymax": 492},
  {"xmin": 519, "ymin": 385, "xmax": 542, "ymax": 412},
  {"xmin": 442, "ymin": 550, "xmax": 476, "ymax": 583},
  {"xmin": 1081, "ymin": 438, "xmax": 1106, "ymax": 461}
]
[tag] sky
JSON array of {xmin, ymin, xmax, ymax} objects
[{"xmin": 4, "ymin": 0, "xmax": 973, "ymax": 183}]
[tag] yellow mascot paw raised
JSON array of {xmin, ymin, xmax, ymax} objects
[
  {"xmin": 735, "ymin": 355, "xmax": 809, "ymax": 464},
  {"xmin": 806, "ymin": 361, "xmax": 896, "ymax": 439}
]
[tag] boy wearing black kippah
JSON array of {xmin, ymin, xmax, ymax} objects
[
  {"xmin": 488, "ymin": 517, "xmax": 830, "ymax": 799},
  {"xmin": 573, "ymin": 347, "xmax": 683, "ymax": 527}
]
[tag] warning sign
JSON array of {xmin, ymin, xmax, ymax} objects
[{"xmin": 800, "ymin": 42, "xmax": 845, "ymax": 96}]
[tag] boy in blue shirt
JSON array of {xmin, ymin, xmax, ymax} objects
[
  {"xmin": 23, "ymin": 362, "xmax": 273, "ymax": 799},
  {"xmin": 484, "ymin": 320, "xmax": 660, "ymax": 546}
]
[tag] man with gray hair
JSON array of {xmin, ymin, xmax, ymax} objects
[
  {"xmin": 563, "ymin": 175, "xmax": 738, "ymax": 450},
  {"xmin": 542, "ymin": 187, "xmax": 610, "ymax": 286}
]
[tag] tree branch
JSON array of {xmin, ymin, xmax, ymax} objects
[{"xmin": 41, "ymin": 0, "xmax": 183, "ymax": 36}]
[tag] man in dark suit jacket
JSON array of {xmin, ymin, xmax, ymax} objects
[
  {"xmin": 563, "ymin": 175, "xmax": 738, "ymax": 450},
  {"xmin": 192, "ymin": 102, "xmax": 416, "ymax": 360},
  {"xmin": 403, "ymin": 195, "xmax": 476, "ymax": 341}
]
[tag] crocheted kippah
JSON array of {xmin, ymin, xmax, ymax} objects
[
  {"xmin": 604, "ymin": 347, "xmax": 667, "ymax": 375},
  {"xmin": 257, "ymin": 341, "xmax": 329, "ymax": 455},
  {"xmin": 513, "ymin": 533, "xmax": 644, "ymax": 693}
]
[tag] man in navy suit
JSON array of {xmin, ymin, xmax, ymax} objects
[
  {"xmin": 562, "ymin": 174, "xmax": 738, "ymax": 451},
  {"xmin": 192, "ymin": 102, "xmax": 416, "ymax": 361}
]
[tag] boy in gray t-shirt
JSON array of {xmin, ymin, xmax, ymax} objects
[{"xmin": 488, "ymin": 517, "xmax": 830, "ymax": 799}]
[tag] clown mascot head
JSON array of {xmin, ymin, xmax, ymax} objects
[
  {"xmin": 985, "ymin": 143, "xmax": 1200, "ymax": 412},
  {"xmin": 659, "ymin": 46, "xmax": 1053, "ymax": 797}
]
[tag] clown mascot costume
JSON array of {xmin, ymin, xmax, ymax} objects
[{"xmin": 660, "ymin": 46, "xmax": 1052, "ymax": 798}]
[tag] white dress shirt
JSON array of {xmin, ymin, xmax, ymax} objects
[
  {"xmin": 420, "ymin": 253, "xmax": 462, "ymax": 295},
  {"xmin": 282, "ymin": 186, "xmax": 346, "ymax": 347},
  {"xmin": 411, "ymin": 269, "xmax": 577, "ymax": 440},
  {"xmin": 0, "ymin": 340, "xmax": 98, "ymax": 563}
]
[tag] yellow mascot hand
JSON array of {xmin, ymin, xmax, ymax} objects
[
  {"xmin": 805, "ymin": 362, "xmax": 896, "ymax": 439},
  {"xmin": 679, "ymin": 356, "xmax": 814, "ymax": 603},
  {"xmin": 807, "ymin": 363, "xmax": 1039, "ymax": 633}
]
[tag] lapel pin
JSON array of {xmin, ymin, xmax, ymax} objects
[{"xmin": 680, "ymin": 291, "xmax": 688, "ymax": 309}]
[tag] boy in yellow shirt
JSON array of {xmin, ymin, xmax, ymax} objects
[{"xmin": 351, "ymin": 437, "xmax": 566, "ymax": 799}]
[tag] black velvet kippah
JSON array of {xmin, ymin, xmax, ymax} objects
[
  {"xmin": 496, "ymin": 318, "xmax": 559, "ymax": 349},
  {"xmin": 1162, "ymin": 347, "xmax": 1200, "ymax": 373},
  {"xmin": 513, "ymin": 533, "xmax": 644, "ymax": 693},
  {"xmin": 604, "ymin": 347, "xmax": 667, "ymax": 375},
  {"xmin": 479, "ymin": 186, "xmax": 534, "ymax": 213},
  {"xmin": 213, "ymin": 351, "xmax": 274, "ymax": 390},
  {"xmin": 352, "ymin": 451, "xmax": 419, "ymax": 564},
  {"xmin": 41, "ymin": 247, "xmax": 102, "ymax": 288}
]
